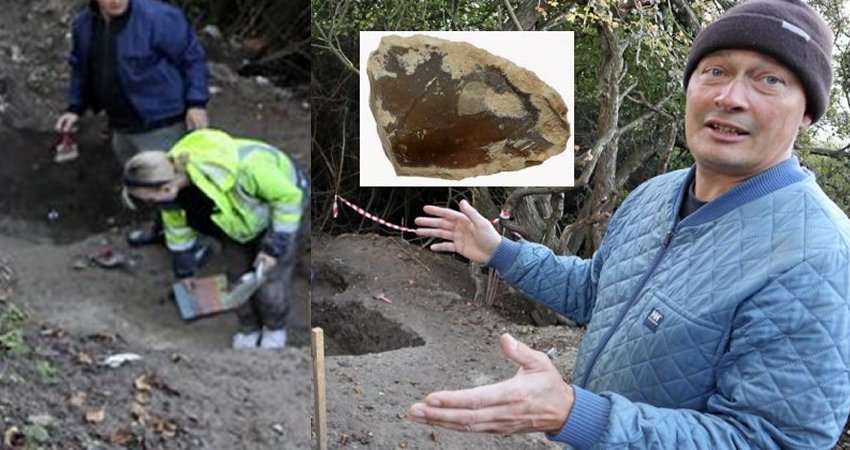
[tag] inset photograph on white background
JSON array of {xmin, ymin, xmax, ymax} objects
[{"xmin": 359, "ymin": 31, "xmax": 574, "ymax": 187}]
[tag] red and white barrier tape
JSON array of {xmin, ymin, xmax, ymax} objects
[
  {"xmin": 333, "ymin": 195, "xmax": 416, "ymax": 233},
  {"xmin": 492, "ymin": 209, "xmax": 524, "ymax": 239},
  {"xmin": 332, "ymin": 194, "xmax": 524, "ymax": 239},
  {"xmin": 491, "ymin": 209, "xmax": 511, "ymax": 224}
]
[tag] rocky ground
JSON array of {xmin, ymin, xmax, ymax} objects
[{"xmin": 0, "ymin": 1, "xmax": 312, "ymax": 449}]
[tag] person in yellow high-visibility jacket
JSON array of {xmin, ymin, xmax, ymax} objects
[{"xmin": 121, "ymin": 128, "xmax": 308, "ymax": 349}]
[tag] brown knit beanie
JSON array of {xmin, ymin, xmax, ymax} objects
[{"xmin": 683, "ymin": 0, "xmax": 833, "ymax": 123}]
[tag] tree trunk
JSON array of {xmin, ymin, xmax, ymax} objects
[
  {"xmin": 583, "ymin": 22, "xmax": 627, "ymax": 252},
  {"xmin": 511, "ymin": 192, "xmax": 554, "ymax": 242}
]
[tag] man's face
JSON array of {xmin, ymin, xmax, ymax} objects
[
  {"xmin": 128, "ymin": 185, "xmax": 178, "ymax": 205},
  {"xmin": 96, "ymin": 0, "xmax": 129, "ymax": 18},
  {"xmin": 685, "ymin": 49, "xmax": 811, "ymax": 179}
]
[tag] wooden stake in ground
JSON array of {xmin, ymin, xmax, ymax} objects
[{"xmin": 312, "ymin": 327, "xmax": 328, "ymax": 450}]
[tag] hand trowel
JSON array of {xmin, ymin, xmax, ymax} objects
[
  {"xmin": 172, "ymin": 263, "xmax": 266, "ymax": 320},
  {"xmin": 226, "ymin": 262, "xmax": 266, "ymax": 306}
]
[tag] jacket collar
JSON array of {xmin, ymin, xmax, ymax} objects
[{"xmin": 674, "ymin": 157, "xmax": 809, "ymax": 227}]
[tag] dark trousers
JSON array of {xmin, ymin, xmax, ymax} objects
[{"xmin": 220, "ymin": 235, "xmax": 297, "ymax": 331}]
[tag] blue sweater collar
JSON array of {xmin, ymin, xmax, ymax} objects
[{"xmin": 674, "ymin": 157, "xmax": 809, "ymax": 227}]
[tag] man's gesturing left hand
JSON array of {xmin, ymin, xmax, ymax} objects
[{"xmin": 408, "ymin": 334, "xmax": 574, "ymax": 434}]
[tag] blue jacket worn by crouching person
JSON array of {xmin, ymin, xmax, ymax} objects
[
  {"xmin": 67, "ymin": 0, "xmax": 209, "ymax": 125},
  {"xmin": 489, "ymin": 157, "xmax": 850, "ymax": 448}
]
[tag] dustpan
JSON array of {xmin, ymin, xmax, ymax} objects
[
  {"xmin": 54, "ymin": 131, "xmax": 79, "ymax": 163},
  {"xmin": 171, "ymin": 264, "xmax": 265, "ymax": 320}
]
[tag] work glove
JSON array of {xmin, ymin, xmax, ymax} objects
[
  {"xmin": 260, "ymin": 231, "xmax": 294, "ymax": 258},
  {"xmin": 171, "ymin": 242, "xmax": 211, "ymax": 279}
]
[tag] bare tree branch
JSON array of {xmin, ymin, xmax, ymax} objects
[
  {"xmin": 502, "ymin": 0, "xmax": 524, "ymax": 30},
  {"xmin": 616, "ymin": 90, "xmax": 675, "ymax": 136},
  {"xmin": 616, "ymin": 121, "xmax": 678, "ymax": 188},
  {"xmin": 806, "ymin": 143, "xmax": 850, "ymax": 158},
  {"xmin": 667, "ymin": 0, "xmax": 701, "ymax": 35},
  {"xmin": 556, "ymin": 211, "xmax": 612, "ymax": 254},
  {"xmin": 542, "ymin": 11, "xmax": 570, "ymax": 30},
  {"xmin": 503, "ymin": 187, "xmax": 574, "ymax": 213},
  {"xmin": 313, "ymin": 20, "xmax": 359, "ymax": 75},
  {"xmin": 625, "ymin": 91, "xmax": 674, "ymax": 119},
  {"xmin": 618, "ymin": 82, "xmax": 638, "ymax": 104},
  {"xmin": 576, "ymin": 22, "xmax": 628, "ymax": 187},
  {"xmin": 542, "ymin": 192, "xmax": 565, "ymax": 248},
  {"xmin": 500, "ymin": 217, "xmax": 532, "ymax": 238}
]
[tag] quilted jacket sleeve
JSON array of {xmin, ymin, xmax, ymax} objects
[
  {"xmin": 552, "ymin": 248, "xmax": 850, "ymax": 449},
  {"xmin": 487, "ymin": 238, "xmax": 608, "ymax": 325},
  {"xmin": 487, "ymin": 181, "xmax": 638, "ymax": 324}
]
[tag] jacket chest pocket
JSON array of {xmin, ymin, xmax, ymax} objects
[{"xmin": 594, "ymin": 289, "xmax": 727, "ymax": 410}]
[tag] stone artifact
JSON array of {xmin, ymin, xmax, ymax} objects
[{"xmin": 367, "ymin": 34, "xmax": 570, "ymax": 180}]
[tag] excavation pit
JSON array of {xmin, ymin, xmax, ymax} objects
[
  {"xmin": 312, "ymin": 300, "xmax": 425, "ymax": 356},
  {"xmin": 0, "ymin": 128, "xmax": 139, "ymax": 244}
]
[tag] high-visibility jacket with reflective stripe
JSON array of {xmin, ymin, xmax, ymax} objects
[{"xmin": 161, "ymin": 129, "xmax": 304, "ymax": 252}]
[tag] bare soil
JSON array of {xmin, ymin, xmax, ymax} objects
[
  {"xmin": 313, "ymin": 232, "xmax": 850, "ymax": 449},
  {"xmin": 312, "ymin": 233, "xmax": 585, "ymax": 449}
]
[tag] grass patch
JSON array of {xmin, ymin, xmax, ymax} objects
[
  {"xmin": 0, "ymin": 303, "xmax": 29, "ymax": 355},
  {"xmin": 35, "ymin": 360, "xmax": 58, "ymax": 383},
  {"xmin": 0, "ymin": 328, "xmax": 29, "ymax": 355},
  {"xmin": 23, "ymin": 424, "xmax": 50, "ymax": 449},
  {"xmin": 0, "ymin": 303, "xmax": 27, "ymax": 327}
]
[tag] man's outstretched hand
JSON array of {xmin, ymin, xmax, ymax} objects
[
  {"xmin": 415, "ymin": 200, "xmax": 502, "ymax": 264},
  {"xmin": 408, "ymin": 334, "xmax": 574, "ymax": 434}
]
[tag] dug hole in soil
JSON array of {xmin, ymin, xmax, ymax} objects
[
  {"xmin": 312, "ymin": 233, "xmax": 587, "ymax": 449},
  {"xmin": 313, "ymin": 231, "xmax": 850, "ymax": 449},
  {"xmin": 0, "ymin": 2, "xmax": 312, "ymax": 448}
]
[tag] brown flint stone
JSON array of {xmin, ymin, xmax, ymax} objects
[{"xmin": 367, "ymin": 34, "xmax": 570, "ymax": 180}]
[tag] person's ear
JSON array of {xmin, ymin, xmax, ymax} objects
[
  {"xmin": 173, "ymin": 153, "xmax": 190, "ymax": 170},
  {"xmin": 800, "ymin": 113, "xmax": 812, "ymax": 130}
]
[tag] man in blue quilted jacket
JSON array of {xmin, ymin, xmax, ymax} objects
[{"xmin": 410, "ymin": 0, "xmax": 850, "ymax": 448}]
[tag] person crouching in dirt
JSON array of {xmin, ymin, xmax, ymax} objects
[{"xmin": 120, "ymin": 129, "xmax": 308, "ymax": 349}]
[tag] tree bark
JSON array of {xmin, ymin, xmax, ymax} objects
[
  {"xmin": 502, "ymin": 0, "xmax": 543, "ymax": 30},
  {"xmin": 584, "ymin": 22, "xmax": 627, "ymax": 251}
]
